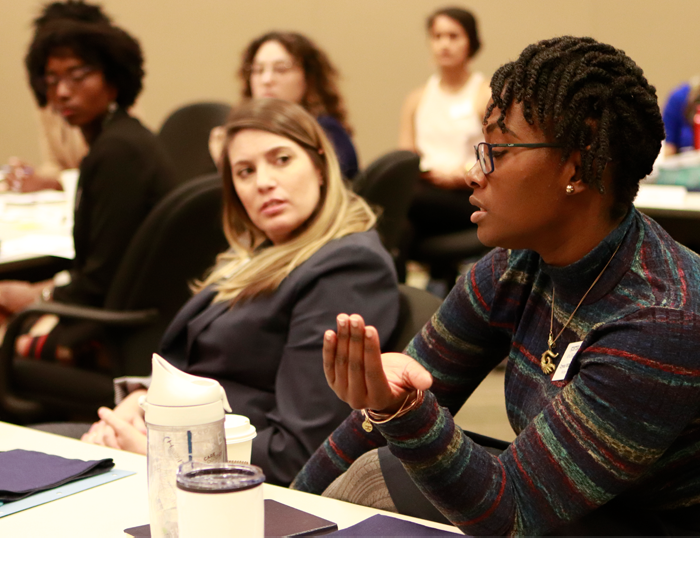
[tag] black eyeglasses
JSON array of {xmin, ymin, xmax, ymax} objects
[
  {"xmin": 42, "ymin": 65, "xmax": 97, "ymax": 91},
  {"xmin": 474, "ymin": 142, "xmax": 561, "ymax": 175}
]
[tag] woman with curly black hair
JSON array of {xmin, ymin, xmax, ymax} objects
[
  {"xmin": 293, "ymin": 36, "xmax": 700, "ymax": 537},
  {"xmin": 211, "ymin": 31, "xmax": 358, "ymax": 179},
  {"xmin": 0, "ymin": 19, "xmax": 175, "ymax": 365},
  {"xmin": 4, "ymin": 0, "xmax": 112, "ymax": 194}
]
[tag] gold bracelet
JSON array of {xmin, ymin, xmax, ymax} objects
[{"xmin": 361, "ymin": 390, "xmax": 424, "ymax": 433}]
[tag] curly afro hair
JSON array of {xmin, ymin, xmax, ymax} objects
[
  {"xmin": 33, "ymin": 0, "xmax": 111, "ymax": 28},
  {"xmin": 26, "ymin": 19, "xmax": 143, "ymax": 109},
  {"xmin": 487, "ymin": 36, "xmax": 665, "ymax": 218}
]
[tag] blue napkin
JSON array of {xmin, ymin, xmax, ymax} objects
[
  {"xmin": 0, "ymin": 449, "xmax": 114, "ymax": 502},
  {"xmin": 322, "ymin": 514, "xmax": 467, "ymax": 538}
]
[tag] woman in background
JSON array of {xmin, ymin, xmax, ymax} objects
[
  {"xmin": 662, "ymin": 77, "xmax": 700, "ymax": 155},
  {"xmin": 211, "ymin": 31, "xmax": 358, "ymax": 179},
  {"xmin": 4, "ymin": 1, "xmax": 110, "ymax": 193},
  {"xmin": 84, "ymin": 99, "xmax": 399, "ymax": 486},
  {"xmin": 399, "ymin": 6, "xmax": 490, "ymax": 243},
  {"xmin": 0, "ymin": 19, "xmax": 174, "ymax": 364}
]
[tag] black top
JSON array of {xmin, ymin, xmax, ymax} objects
[
  {"xmin": 317, "ymin": 115, "xmax": 359, "ymax": 180},
  {"xmin": 53, "ymin": 110, "xmax": 176, "ymax": 306},
  {"xmin": 160, "ymin": 230, "xmax": 399, "ymax": 486}
]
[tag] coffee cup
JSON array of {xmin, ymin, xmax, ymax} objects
[
  {"xmin": 176, "ymin": 461, "xmax": 265, "ymax": 538},
  {"xmin": 224, "ymin": 414, "xmax": 257, "ymax": 463}
]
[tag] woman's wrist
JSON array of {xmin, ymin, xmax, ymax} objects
[
  {"xmin": 373, "ymin": 390, "xmax": 419, "ymax": 417},
  {"xmin": 361, "ymin": 390, "xmax": 424, "ymax": 432}
]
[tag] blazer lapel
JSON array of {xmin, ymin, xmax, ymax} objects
[{"xmin": 185, "ymin": 296, "xmax": 230, "ymax": 357}]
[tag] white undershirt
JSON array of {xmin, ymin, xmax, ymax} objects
[{"xmin": 414, "ymin": 72, "xmax": 485, "ymax": 173}]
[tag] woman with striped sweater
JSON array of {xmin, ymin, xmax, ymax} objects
[{"xmin": 291, "ymin": 36, "xmax": 700, "ymax": 537}]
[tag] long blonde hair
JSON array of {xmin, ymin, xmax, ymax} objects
[{"xmin": 195, "ymin": 98, "xmax": 376, "ymax": 304}]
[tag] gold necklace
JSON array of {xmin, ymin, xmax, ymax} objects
[{"xmin": 540, "ymin": 241, "xmax": 623, "ymax": 375}]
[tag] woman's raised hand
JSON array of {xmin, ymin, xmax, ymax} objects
[{"xmin": 323, "ymin": 313, "xmax": 433, "ymax": 413}]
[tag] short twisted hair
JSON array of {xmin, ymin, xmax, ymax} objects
[
  {"xmin": 26, "ymin": 19, "xmax": 143, "ymax": 109},
  {"xmin": 239, "ymin": 31, "xmax": 352, "ymax": 134},
  {"xmin": 487, "ymin": 36, "xmax": 665, "ymax": 218}
]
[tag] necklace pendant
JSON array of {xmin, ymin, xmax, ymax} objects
[
  {"xmin": 541, "ymin": 348, "xmax": 559, "ymax": 375},
  {"xmin": 547, "ymin": 333, "xmax": 556, "ymax": 349},
  {"xmin": 361, "ymin": 413, "xmax": 373, "ymax": 433}
]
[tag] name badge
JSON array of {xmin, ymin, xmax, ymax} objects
[{"xmin": 551, "ymin": 341, "xmax": 583, "ymax": 381}]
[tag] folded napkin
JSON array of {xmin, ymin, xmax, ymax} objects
[
  {"xmin": 0, "ymin": 449, "xmax": 114, "ymax": 502},
  {"xmin": 322, "ymin": 514, "xmax": 466, "ymax": 538}
]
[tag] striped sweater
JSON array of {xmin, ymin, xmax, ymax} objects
[{"xmin": 292, "ymin": 208, "xmax": 700, "ymax": 537}]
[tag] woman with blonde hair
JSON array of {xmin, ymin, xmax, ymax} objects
[{"xmin": 83, "ymin": 98, "xmax": 399, "ymax": 486}]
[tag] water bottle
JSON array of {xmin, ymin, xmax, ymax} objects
[{"xmin": 140, "ymin": 354, "xmax": 231, "ymax": 538}]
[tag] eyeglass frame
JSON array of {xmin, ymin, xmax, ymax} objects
[
  {"xmin": 474, "ymin": 142, "xmax": 562, "ymax": 175},
  {"xmin": 42, "ymin": 65, "xmax": 98, "ymax": 92},
  {"xmin": 247, "ymin": 61, "xmax": 299, "ymax": 77}
]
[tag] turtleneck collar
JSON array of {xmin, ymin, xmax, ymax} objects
[
  {"xmin": 539, "ymin": 207, "xmax": 639, "ymax": 305},
  {"xmin": 84, "ymin": 106, "xmax": 128, "ymax": 147}
]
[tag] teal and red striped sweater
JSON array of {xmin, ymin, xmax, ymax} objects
[{"xmin": 292, "ymin": 208, "xmax": 700, "ymax": 536}]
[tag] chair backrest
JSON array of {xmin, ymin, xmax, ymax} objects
[
  {"xmin": 385, "ymin": 284, "xmax": 443, "ymax": 353},
  {"xmin": 105, "ymin": 172, "xmax": 228, "ymax": 374},
  {"xmin": 353, "ymin": 150, "xmax": 420, "ymax": 253},
  {"xmin": 157, "ymin": 102, "xmax": 232, "ymax": 186}
]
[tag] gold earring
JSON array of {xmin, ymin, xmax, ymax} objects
[{"xmin": 566, "ymin": 184, "xmax": 575, "ymax": 194}]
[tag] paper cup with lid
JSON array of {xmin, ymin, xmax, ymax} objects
[{"xmin": 224, "ymin": 414, "xmax": 257, "ymax": 463}]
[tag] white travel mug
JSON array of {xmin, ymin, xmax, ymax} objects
[{"xmin": 176, "ymin": 461, "xmax": 265, "ymax": 538}]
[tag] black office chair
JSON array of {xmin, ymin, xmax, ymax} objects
[
  {"xmin": 353, "ymin": 151, "xmax": 420, "ymax": 277},
  {"xmin": 385, "ymin": 284, "xmax": 443, "ymax": 353},
  {"xmin": 0, "ymin": 173, "xmax": 228, "ymax": 424},
  {"xmin": 411, "ymin": 228, "xmax": 489, "ymax": 291},
  {"xmin": 157, "ymin": 102, "xmax": 232, "ymax": 186}
]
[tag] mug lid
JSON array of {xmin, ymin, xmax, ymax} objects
[{"xmin": 176, "ymin": 461, "xmax": 265, "ymax": 493}]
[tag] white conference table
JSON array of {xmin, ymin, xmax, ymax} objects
[
  {"xmin": 0, "ymin": 422, "xmax": 462, "ymax": 538},
  {"xmin": 0, "ymin": 170, "xmax": 76, "ymax": 268},
  {"xmin": 0, "ymin": 179, "xmax": 694, "ymax": 264},
  {"xmin": 634, "ymin": 184, "xmax": 700, "ymax": 219}
]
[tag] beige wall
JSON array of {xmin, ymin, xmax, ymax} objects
[{"xmin": 2, "ymin": 0, "xmax": 697, "ymax": 170}]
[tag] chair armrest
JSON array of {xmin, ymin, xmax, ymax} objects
[
  {"xmin": 10, "ymin": 301, "xmax": 159, "ymax": 326},
  {"xmin": 0, "ymin": 303, "xmax": 158, "ymax": 420}
]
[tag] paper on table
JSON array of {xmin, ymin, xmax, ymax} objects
[
  {"xmin": 634, "ymin": 185, "xmax": 688, "ymax": 209},
  {"xmin": 0, "ymin": 191, "xmax": 67, "ymax": 205},
  {"xmin": 0, "ymin": 469, "xmax": 135, "ymax": 518},
  {"xmin": 0, "ymin": 234, "xmax": 75, "ymax": 260}
]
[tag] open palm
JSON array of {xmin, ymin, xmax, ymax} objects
[{"xmin": 323, "ymin": 313, "xmax": 432, "ymax": 413}]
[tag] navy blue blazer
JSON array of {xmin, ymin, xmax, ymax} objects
[{"xmin": 159, "ymin": 230, "xmax": 399, "ymax": 486}]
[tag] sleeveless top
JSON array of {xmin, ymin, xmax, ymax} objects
[{"xmin": 414, "ymin": 72, "xmax": 485, "ymax": 173}]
